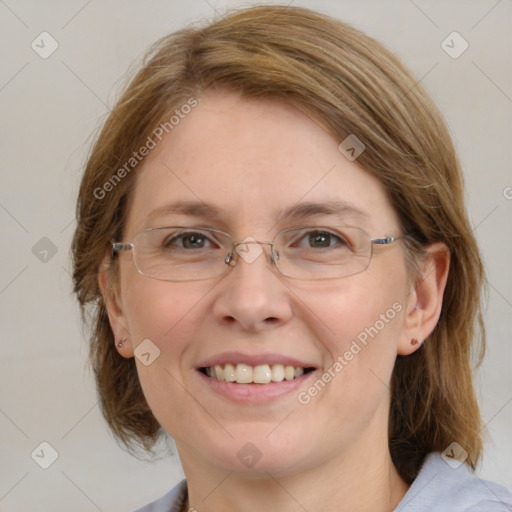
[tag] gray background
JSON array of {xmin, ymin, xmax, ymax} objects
[{"xmin": 1, "ymin": 1, "xmax": 511, "ymax": 510}]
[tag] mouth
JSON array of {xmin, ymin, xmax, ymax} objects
[
  {"xmin": 199, "ymin": 363, "xmax": 316, "ymax": 384},
  {"xmin": 195, "ymin": 352, "xmax": 319, "ymax": 403}
]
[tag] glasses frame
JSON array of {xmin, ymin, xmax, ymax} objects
[{"xmin": 111, "ymin": 225, "xmax": 399, "ymax": 282}]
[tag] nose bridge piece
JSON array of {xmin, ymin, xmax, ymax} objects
[{"xmin": 227, "ymin": 238, "xmax": 276, "ymax": 268}]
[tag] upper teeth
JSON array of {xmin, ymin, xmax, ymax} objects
[{"xmin": 205, "ymin": 364, "xmax": 306, "ymax": 384}]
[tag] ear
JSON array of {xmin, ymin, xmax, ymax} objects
[
  {"xmin": 98, "ymin": 255, "xmax": 134, "ymax": 358},
  {"xmin": 397, "ymin": 242, "xmax": 450, "ymax": 355}
]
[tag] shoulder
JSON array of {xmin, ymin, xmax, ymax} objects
[
  {"xmin": 396, "ymin": 453, "xmax": 512, "ymax": 512},
  {"xmin": 133, "ymin": 479, "xmax": 187, "ymax": 512}
]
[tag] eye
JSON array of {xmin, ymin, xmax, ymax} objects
[
  {"xmin": 163, "ymin": 231, "xmax": 217, "ymax": 250},
  {"xmin": 294, "ymin": 230, "xmax": 348, "ymax": 249}
]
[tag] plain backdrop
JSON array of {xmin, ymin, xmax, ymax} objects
[{"xmin": 1, "ymin": 1, "xmax": 511, "ymax": 511}]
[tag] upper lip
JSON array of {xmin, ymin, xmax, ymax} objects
[{"xmin": 197, "ymin": 351, "xmax": 317, "ymax": 369}]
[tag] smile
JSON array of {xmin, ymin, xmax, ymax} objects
[{"xmin": 200, "ymin": 363, "xmax": 315, "ymax": 384}]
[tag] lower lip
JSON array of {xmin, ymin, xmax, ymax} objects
[{"xmin": 196, "ymin": 370, "xmax": 317, "ymax": 404}]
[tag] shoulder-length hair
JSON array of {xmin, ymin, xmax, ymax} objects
[{"xmin": 72, "ymin": 5, "xmax": 485, "ymax": 483}]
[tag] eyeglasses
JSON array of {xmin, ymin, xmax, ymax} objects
[{"xmin": 111, "ymin": 225, "xmax": 400, "ymax": 282}]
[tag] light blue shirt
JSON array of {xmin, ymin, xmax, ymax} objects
[{"xmin": 135, "ymin": 452, "xmax": 512, "ymax": 511}]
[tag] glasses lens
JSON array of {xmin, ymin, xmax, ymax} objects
[
  {"xmin": 273, "ymin": 226, "xmax": 372, "ymax": 280},
  {"xmin": 132, "ymin": 227, "xmax": 232, "ymax": 281}
]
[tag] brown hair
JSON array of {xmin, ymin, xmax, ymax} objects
[{"xmin": 72, "ymin": 5, "xmax": 485, "ymax": 482}]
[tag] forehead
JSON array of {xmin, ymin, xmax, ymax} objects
[{"xmin": 125, "ymin": 91, "xmax": 399, "ymax": 236}]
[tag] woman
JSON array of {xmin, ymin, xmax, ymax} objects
[{"xmin": 72, "ymin": 5, "xmax": 512, "ymax": 511}]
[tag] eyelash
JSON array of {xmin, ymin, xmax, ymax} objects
[
  {"xmin": 163, "ymin": 229, "xmax": 348, "ymax": 250},
  {"xmin": 164, "ymin": 232, "xmax": 217, "ymax": 249}
]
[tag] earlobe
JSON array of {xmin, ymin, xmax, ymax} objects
[
  {"xmin": 98, "ymin": 256, "xmax": 134, "ymax": 358},
  {"xmin": 397, "ymin": 242, "xmax": 450, "ymax": 356},
  {"xmin": 115, "ymin": 336, "xmax": 134, "ymax": 358}
]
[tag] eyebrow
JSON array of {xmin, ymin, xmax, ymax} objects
[
  {"xmin": 146, "ymin": 199, "xmax": 368, "ymax": 226},
  {"xmin": 147, "ymin": 201, "xmax": 226, "ymax": 222},
  {"xmin": 277, "ymin": 200, "xmax": 368, "ymax": 223}
]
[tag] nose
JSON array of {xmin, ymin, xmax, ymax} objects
[{"xmin": 212, "ymin": 241, "xmax": 293, "ymax": 332}]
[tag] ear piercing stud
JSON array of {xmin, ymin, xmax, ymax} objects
[
  {"xmin": 411, "ymin": 338, "xmax": 420, "ymax": 346},
  {"xmin": 117, "ymin": 337, "xmax": 127, "ymax": 348}
]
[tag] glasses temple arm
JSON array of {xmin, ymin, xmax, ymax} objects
[
  {"xmin": 112, "ymin": 242, "xmax": 134, "ymax": 253},
  {"xmin": 370, "ymin": 235, "xmax": 396, "ymax": 245}
]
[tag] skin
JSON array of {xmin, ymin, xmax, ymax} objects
[{"xmin": 101, "ymin": 90, "xmax": 450, "ymax": 512}]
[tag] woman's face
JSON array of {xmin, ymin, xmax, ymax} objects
[{"xmin": 111, "ymin": 90, "xmax": 417, "ymax": 477}]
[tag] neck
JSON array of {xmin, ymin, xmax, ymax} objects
[{"xmin": 179, "ymin": 436, "xmax": 409, "ymax": 512}]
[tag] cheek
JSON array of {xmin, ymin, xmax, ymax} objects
[
  {"xmin": 122, "ymin": 271, "xmax": 207, "ymax": 348},
  {"xmin": 303, "ymin": 262, "xmax": 405, "ymax": 345},
  {"xmin": 121, "ymin": 275, "xmax": 215, "ymax": 435},
  {"xmin": 329, "ymin": 291, "xmax": 404, "ymax": 358},
  {"xmin": 311, "ymin": 264, "xmax": 407, "ymax": 390},
  {"xmin": 286, "ymin": 277, "xmax": 406, "ymax": 453}
]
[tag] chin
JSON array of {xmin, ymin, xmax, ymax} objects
[{"xmin": 197, "ymin": 430, "xmax": 315, "ymax": 478}]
